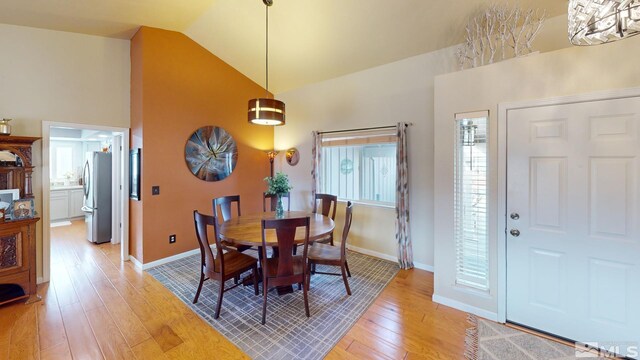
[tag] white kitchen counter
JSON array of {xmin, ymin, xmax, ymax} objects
[{"xmin": 51, "ymin": 185, "xmax": 83, "ymax": 190}]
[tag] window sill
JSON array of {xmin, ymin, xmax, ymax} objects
[{"xmin": 337, "ymin": 199, "xmax": 395, "ymax": 210}]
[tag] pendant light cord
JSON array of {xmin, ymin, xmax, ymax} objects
[{"xmin": 265, "ymin": 3, "xmax": 270, "ymax": 98}]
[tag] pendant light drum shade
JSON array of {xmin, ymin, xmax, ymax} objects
[
  {"xmin": 569, "ymin": 0, "xmax": 640, "ymax": 45},
  {"xmin": 248, "ymin": 98, "xmax": 285, "ymax": 126},
  {"xmin": 248, "ymin": 0, "xmax": 286, "ymax": 126}
]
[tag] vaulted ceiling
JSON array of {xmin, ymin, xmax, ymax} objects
[{"xmin": 0, "ymin": 0, "xmax": 568, "ymax": 93}]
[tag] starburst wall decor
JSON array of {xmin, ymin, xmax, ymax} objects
[{"xmin": 185, "ymin": 126, "xmax": 238, "ymax": 182}]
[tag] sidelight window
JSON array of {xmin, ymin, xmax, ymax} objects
[{"xmin": 454, "ymin": 111, "xmax": 489, "ymax": 291}]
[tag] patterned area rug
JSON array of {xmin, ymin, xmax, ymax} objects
[
  {"xmin": 148, "ymin": 251, "xmax": 398, "ymax": 360},
  {"xmin": 465, "ymin": 316, "xmax": 579, "ymax": 360}
]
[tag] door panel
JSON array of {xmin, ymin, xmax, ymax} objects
[
  {"xmin": 529, "ymin": 157, "xmax": 567, "ymax": 231},
  {"xmin": 507, "ymin": 97, "xmax": 640, "ymax": 358}
]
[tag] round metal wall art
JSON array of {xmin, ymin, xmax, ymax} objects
[{"xmin": 185, "ymin": 126, "xmax": 238, "ymax": 182}]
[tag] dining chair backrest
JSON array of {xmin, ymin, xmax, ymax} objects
[
  {"xmin": 313, "ymin": 193, "xmax": 337, "ymax": 220},
  {"xmin": 213, "ymin": 195, "xmax": 241, "ymax": 222},
  {"xmin": 261, "ymin": 217, "xmax": 310, "ymax": 278},
  {"xmin": 193, "ymin": 210, "xmax": 224, "ymax": 274},
  {"xmin": 340, "ymin": 201, "xmax": 354, "ymax": 259},
  {"xmin": 263, "ymin": 192, "xmax": 291, "ymax": 212}
]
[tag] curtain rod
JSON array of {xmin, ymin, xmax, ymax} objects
[{"xmin": 317, "ymin": 123, "xmax": 412, "ymax": 135}]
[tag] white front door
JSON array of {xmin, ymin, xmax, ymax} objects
[{"xmin": 506, "ymin": 97, "xmax": 640, "ymax": 358}]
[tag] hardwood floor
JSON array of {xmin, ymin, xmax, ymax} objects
[{"xmin": 0, "ymin": 220, "xmax": 468, "ymax": 359}]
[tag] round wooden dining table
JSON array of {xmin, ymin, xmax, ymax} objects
[{"xmin": 219, "ymin": 211, "xmax": 335, "ymax": 247}]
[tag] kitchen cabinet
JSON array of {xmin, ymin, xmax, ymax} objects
[
  {"xmin": 50, "ymin": 186, "xmax": 84, "ymax": 221},
  {"xmin": 69, "ymin": 189, "xmax": 84, "ymax": 218},
  {"xmin": 50, "ymin": 190, "xmax": 69, "ymax": 221}
]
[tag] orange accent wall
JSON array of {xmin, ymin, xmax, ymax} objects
[{"xmin": 130, "ymin": 26, "xmax": 273, "ymax": 264}]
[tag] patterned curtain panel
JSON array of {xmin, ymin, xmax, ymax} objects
[
  {"xmin": 396, "ymin": 122, "xmax": 413, "ymax": 269},
  {"xmin": 311, "ymin": 131, "xmax": 323, "ymax": 208}
]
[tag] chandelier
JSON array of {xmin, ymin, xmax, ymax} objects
[
  {"xmin": 248, "ymin": 0, "xmax": 285, "ymax": 126},
  {"xmin": 569, "ymin": 0, "xmax": 640, "ymax": 45}
]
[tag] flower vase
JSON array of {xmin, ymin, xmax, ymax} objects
[{"xmin": 276, "ymin": 195, "xmax": 284, "ymax": 218}]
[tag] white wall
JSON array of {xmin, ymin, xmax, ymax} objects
[
  {"xmin": 433, "ymin": 35, "xmax": 640, "ymax": 319},
  {"xmin": 0, "ymin": 24, "xmax": 130, "ymax": 278},
  {"xmin": 274, "ymin": 46, "xmax": 459, "ymax": 269}
]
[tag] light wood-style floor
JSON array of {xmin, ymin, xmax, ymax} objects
[{"xmin": 0, "ymin": 220, "xmax": 468, "ymax": 359}]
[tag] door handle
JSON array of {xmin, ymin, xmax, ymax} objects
[
  {"xmin": 510, "ymin": 229, "xmax": 520, "ymax": 237},
  {"xmin": 510, "ymin": 212, "xmax": 520, "ymax": 220}
]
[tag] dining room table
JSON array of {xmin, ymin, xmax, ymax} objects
[{"xmin": 219, "ymin": 210, "xmax": 335, "ymax": 294}]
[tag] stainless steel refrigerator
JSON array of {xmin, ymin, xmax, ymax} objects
[{"xmin": 81, "ymin": 152, "xmax": 112, "ymax": 244}]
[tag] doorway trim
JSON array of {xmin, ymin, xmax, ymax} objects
[
  {"xmin": 42, "ymin": 121, "xmax": 130, "ymax": 283},
  {"xmin": 496, "ymin": 86, "xmax": 640, "ymax": 323}
]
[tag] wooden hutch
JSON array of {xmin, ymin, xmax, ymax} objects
[{"xmin": 0, "ymin": 135, "xmax": 41, "ymax": 305}]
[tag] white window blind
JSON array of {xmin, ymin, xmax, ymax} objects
[
  {"xmin": 454, "ymin": 111, "xmax": 489, "ymax": 291},
  {"xmin": 321, "ymin": 129, "xmax": 396, "ymax": 205}
]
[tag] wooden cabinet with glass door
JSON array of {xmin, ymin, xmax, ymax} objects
[{"xmin": 0, "ymin": 135, "xmax": 41, "ymax": 305}]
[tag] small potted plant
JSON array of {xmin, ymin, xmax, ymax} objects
[{"xmin": 264, "ymin": 172, "xmax": 292, "ymax": 218}]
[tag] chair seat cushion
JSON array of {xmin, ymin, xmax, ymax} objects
[
  {"xmin": 215, "ymin": 250, "xmax": 258, "ymax": 274},
  {"xmin": 313, "ymin": 234, "xmax": 332, "ymax": 244},
  {"xmin": 308, "ymin": 243, "xmax": 341, "ymax": 261},
  {"xmin": 263, "ymin": 255, "xmax": 305, "ymax": 278},
  {"xmin": 221, "ymin": 240, "xmax": 253, "ymax": 253}
]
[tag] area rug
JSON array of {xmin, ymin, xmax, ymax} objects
[
  {"xmin": 148, "ymin": 251, "xmax": 398, "ymax": 360},
  {"xmin": 465, "ymin": 315, "xmax": 579, "ymax": 360}
]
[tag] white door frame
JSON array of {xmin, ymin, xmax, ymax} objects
[
  {"xmin": 496, "ymin": 86, "xmax": 640, "ymax": 323},
  {"xmin": 42, "ymin": 121, "xmax": 130, "ymax": 283}
]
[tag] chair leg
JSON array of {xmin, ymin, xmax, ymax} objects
[
  {"xmin": 214, "ymin": 279, "xmax": 225, "ymax": 319},
  {"xmin": 261, "ymin": 280, "xmax": 268, "ymax": 325},
  {"xmin": 341, "ymin": 264, "xmax": 351, "ymax": 296},
  {"xmin": 252, "ymin": 266, "xmax": 259, "ymax": 296},
  {"xmin": 345, "ymin": 260, "xmax": 351, "ymax": 278},
  {"xmin": 330, "ymin": 234, "xmax": 334, "ymax": 246},
  {"xmin": 193, "ymin": 272, "xmax": 205, "ymax": 304},
  {"xmin": 305, "ymin": 262, "xmax": 312, "ymax": 292},
  {"xmin": 303, "ymin": 275, "xmax": 310, "ymax": 318}
]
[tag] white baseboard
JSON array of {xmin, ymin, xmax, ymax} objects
[
  {"xmin": 345, "ymin": 244, "xmax": 434, "ymax": 272},
  {"xmin": 413, "ymin": 261, "xmax": 434, "ymax": 273},
  {"xmin": 432, "ymin": 294, "xmax": 499, "ymax": 322},
  {"xmin": 132, "ymin": 243, "xmax": 434, "ymax": 274},
  {"xmin": 129, "ymin": 255, "xmax": 143, "ymax": 269},
  {"xmin": 130, "ymin": 248, "xmax": 200, "ymax": 270},
  {"xmin": 37, "ymin": 276, "xmax": 45, "ymax": 285},
  {"xmin": 346, "ymin": 244, "xmax": 396, "ymax": 262}
]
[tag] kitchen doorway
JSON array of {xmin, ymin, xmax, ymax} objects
[{"xmin": 41, "ymin": 121, "xmax": 130, "ymax": 284}]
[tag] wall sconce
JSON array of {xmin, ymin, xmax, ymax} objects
[
  {"xmin": 286, "ymin": 148, "xmax": 299, "ymax": 166},
  {"xmin": 266, "ymin": 150, "xmax": 279, "ymax": 177}
]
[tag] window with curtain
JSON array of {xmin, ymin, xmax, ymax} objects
[
  {"xmin": 454, "ymin": 111, "xmax": 489, "ymax": 291},
  {"xmin": 320, "ymin": 129, "xmax": 397, "ymax": 206}
]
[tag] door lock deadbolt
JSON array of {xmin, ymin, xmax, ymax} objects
[{"xmin": 510, "ymin": 212, "xmax": 520, "ymax": 220}]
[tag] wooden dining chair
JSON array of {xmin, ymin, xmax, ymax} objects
[
  {"xmin": 263, "ymin": 192, "xmax": 291, "ymax": 212},
  {"xmin": 307, "ymin": 201, "xmax": 353, "ymax": 295},
  {"xmin": 213, "ymin": 195, "xmax": 252, "ymax": 253},
  {"xmin": 192, "ymin": 210, "xmax": 259, "ymax": 319},
  {"xmin": 260, "ymin": 216, "xmax": 311, "ymax": 325},
  {"xmin": 312, "ymin": 193, "xmax": 338, "ymax": 245}
]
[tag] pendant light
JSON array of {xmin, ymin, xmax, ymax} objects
[{"xmin": 248, "ymin": 0, "xmax": 286, "ymax": 126}]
